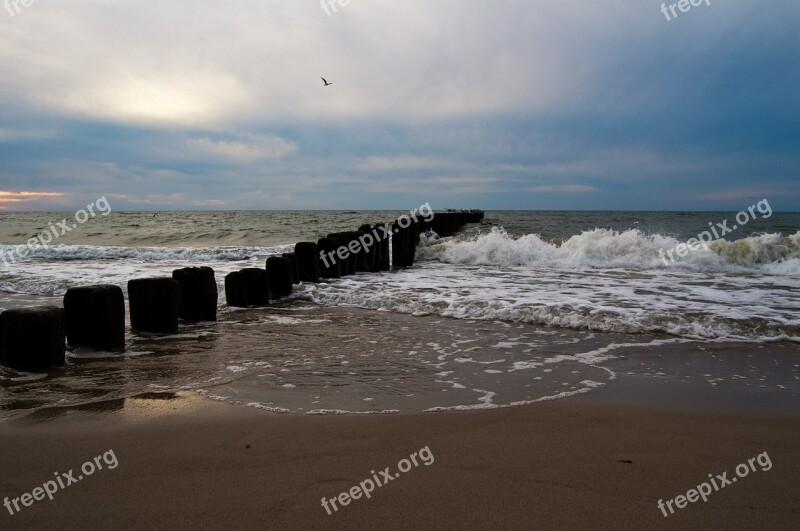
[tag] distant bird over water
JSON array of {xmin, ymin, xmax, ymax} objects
[{"xmin": 321, "ymin": 77, "xmax": 332, "ymax": 86}]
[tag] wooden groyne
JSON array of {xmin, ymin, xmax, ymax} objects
[{"xmin": 0, "ymin": 209, "xmax": 484, "ymax": 371}]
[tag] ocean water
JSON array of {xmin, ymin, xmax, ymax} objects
[
  {"xmin": 2, "ymin": 209, "xmax": 799, "ymax": 339},
  {"xmin": 1, "ymin": 210, "xmax": 799, "ymax": 418}
]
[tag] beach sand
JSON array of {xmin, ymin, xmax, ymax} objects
[
  {"xmin": 1, "ymin": 303, "xmax": 799, "ymax": 529},
  {"xmin": 1, "ymin": 383, "xmax": 799, "ymax": 530}
]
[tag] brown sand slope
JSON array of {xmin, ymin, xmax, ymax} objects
[{"xmin": 1, "ymin": 398, "xmax": 798, "ymax": 530}]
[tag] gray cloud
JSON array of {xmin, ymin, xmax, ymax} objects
[{"xmin": 0, "ymin": 1, "xmax": 798, "ymax": 211}]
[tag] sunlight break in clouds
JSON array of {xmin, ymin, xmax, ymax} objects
[
  {"xmin": 42, "ymin": 71, "xmax": 249, "ymax": 127},
  {"xmin": 0, "ymin": 191, "xmax": 65, "ymax": 203}
]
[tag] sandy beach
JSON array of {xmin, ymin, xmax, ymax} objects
[
  {"xmin": 2, "ymin": 304, "xmax": 799, "ymax": 529},
  {"xmin": 2, "ymin": 379, "xmax": 799, "ymax": 530}
]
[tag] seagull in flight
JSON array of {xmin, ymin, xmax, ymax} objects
[{"xmin": 321, "ymin": 77, "xmax": 333, "ymax": 86}]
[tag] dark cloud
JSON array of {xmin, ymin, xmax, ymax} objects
[{"xmin": 0, "ymin": 1, "xmax": 798, "ymax": 211}]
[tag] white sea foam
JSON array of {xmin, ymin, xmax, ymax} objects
[
  {"xmin": 426, "ymin": 380, "xmax": 609, "ymax": 412},
  {"xmin": 417, "ymin": 227, "xmax": 800, "ymax": 273},
  {"xmin": 310, "ymin": 231, "xmax": 800, "ymax": 341},
  {"xmin": 246, "ymin": 402, "xmax": 290, "ymax": 413},
  {"xmin": 264, "ymin": 316, "xmax": 331, "ymax": 325},
  {"xmin": 0, "ymin": 243, "xmax": 286, "ymax": 263},
  {"xmin": 305, "ymin": 409, "xmax": 401, "ymax": 415}
]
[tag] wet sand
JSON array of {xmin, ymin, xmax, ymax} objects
[
  {"xmin": 4, "ymin": 302, "xmax": 798, "ymax": 419},
  {"xmin": 571, "ymin": 339, "xmax": 800, "ymax": 415},
  {"xmin": 1, "ymin": 304, "xmax": 799, "ymax": 529},
  {"xmin": 1, "ymin": 391, "xmax": 799, "ymax": 530}
]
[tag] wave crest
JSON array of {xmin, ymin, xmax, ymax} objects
[
  {"xmin": 418, "ymin": 227, "xmax": 800, "ymax": 273},
  {"xmin": 0, "ymin": 244, "xmax": 289, "ymax": 264}
]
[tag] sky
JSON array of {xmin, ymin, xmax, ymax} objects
[{"xmin": 0, "ymin": 0, "xmax": 798, "ymax": 212}]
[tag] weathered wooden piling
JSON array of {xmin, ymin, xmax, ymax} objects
[
  {"xmin": 358, "ymin": 224, "xmax": 381, "ymax": 272},
  {"xmin": 0, "ymin": 307, "xmax": 66, "ymax": 372},
  {"xmin": 128, "ymin": 278, "xmax": 180, "ymax": 334},
  {"xmin": 317, "ymin": 237, "xmax": 342, "ymax": 278},
  {"xmin": 327, "ymin": 232, "xmax": 359, "ymax": 275},
  {"xmin": 64, "ymin": 284, "xmax": 125, "ymax": 351},
  {"xmin": 172, "ymin": 267, "xmax": 218, "ymax": 322},
  {"xmin": 377, "ymin": 224, "xmax": 391, "ymax": 271},
  {"xmin": 282, "ymin": 252, "xmax": 300, "ymax": 285},
  {"xmin": 225, "ymin": 268, "xmax": 269, "ymax": 308},
  {"xmin": 294, "ymin": 242, "xmax": 321, "ymax": 282},
  {"xmin": 266, "ymin": 256, "xmax": 293, "ymax": 299}
]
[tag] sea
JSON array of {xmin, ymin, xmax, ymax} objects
[{"xmin": 1, "ymin": 209, "xmax": 799, "ymax": 419}]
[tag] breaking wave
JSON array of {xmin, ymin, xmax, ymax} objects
[{"xmin": 418, "ymin": 227, "xmax": 800, "ymax": 275}]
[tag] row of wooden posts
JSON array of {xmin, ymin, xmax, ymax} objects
[{"xmin": 0, "ymin": 210, "xmax": 484, "ymax": 372}]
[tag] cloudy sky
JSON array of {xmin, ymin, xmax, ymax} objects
[{"xmin": 1, "ymin": 1, "xmax": 798, "ymax": 211}]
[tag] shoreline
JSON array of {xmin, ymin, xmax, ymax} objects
[
  {"xmin": 3, "ymin": 302, "xmax": 797, "ymax": 420},
  {"xmin": 570, "ymin": 339, "xmax": 800, "ymax": 415}
]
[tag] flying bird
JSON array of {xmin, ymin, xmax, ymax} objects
[{"xmin": 321, "ymin": 77, "xmax": 333, "ymax": 86}]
